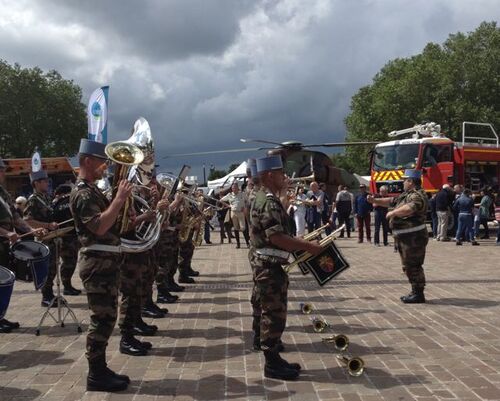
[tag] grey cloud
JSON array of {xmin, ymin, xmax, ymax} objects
[{"xmin": 1, "ymin": 0, "xmax": 499, "ymax": 181}]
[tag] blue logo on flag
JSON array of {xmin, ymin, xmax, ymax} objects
[{"xmin": 91, "ymin": 102, "xmax": 102, "ymax": 119}]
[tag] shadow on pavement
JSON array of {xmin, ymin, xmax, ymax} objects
[
  {"xmin": 426, "ymin": 297, "xmax": 500, "ymax": 308},
  {"xmin": 156, "ymin": 326, "xmax": 243, "ymax": 340},
  {"xmin": 0, "ymin": 350, "xmax": 73, "ymax": 371},
  {"xmin": 0, "ymin": 387, "xmax": 41, "ymax": 400},
  {"xmin": 149, "ymin": 342, "xmax": 251, "ymax": 362},
  {"xmin": 126, "ymin": 374, "xmax": 294, "ymax": 399},
  {"xmin": 299, "ymin": 366, "xmax": 428, "ymax": 389}
]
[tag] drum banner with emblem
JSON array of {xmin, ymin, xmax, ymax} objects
[
  {"xmin": 291, "ymin": 250, "xmax": 311, "ymax": 275},
  {"xmin": 302, "ymin": 241, "xmax": 349, "ymax": 286}
]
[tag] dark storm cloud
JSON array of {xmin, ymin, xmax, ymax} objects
[
  {"xmin": 0, "ymin": 0, "xmax": 498, "ymax": 180},
  {"xmin": 35, "ymin": 0, "xmax": 257, "ymax": 61}
]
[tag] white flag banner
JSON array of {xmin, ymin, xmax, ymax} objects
[
  {"xmin": 31, "ymin": 150, "xmax": 42, "ymax": 172},
  {"xmin": 87, "ymin": 86, "xmax": 109, "ymax": 144}
]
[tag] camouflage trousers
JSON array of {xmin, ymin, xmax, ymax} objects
[
  {"xmin": 119, "ymin": 253, "xmax": 145, "ymax": 335},
  {"xmin": 250, "ymin": 254, "xmax": 289, "ymax": 351},
  {"xmin": 156, "ymin": 231, "xmax": 179, "ymax": 287},
  {"xmin": 248, "ymin": 249, "xmax": 262, "ymax": 317},
  {"xmin": 178, "ymin": 236, "xmax": 194, "ymax": 275},
  {"xmin": 395, "ymin": 230, "xmax": 428, "ymax": 290},
  {"xmin": 41, "ymin": 242, "xmax": 57, "ymax": 299},
  {"xmin": 78, "ymin": 251, "xmax": 122, "ymax": 362},
  {"xmin": 141, "ymin": 250, "xmax": 157, "ymax": 305},
  {"xmin": 59, "ymin": 236, "xmax": 78, "ymax": 287}
]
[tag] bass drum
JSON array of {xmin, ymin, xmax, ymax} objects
[{"xmin": 0, "ymin": 265, "xmax": 15, "ymax": 320}]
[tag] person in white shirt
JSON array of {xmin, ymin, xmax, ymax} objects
[{"xmin": 221, "ymin": 183, "xmax": 249, "ymax": 248}]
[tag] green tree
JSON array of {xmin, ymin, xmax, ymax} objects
[
  {"xmin": 0, "ymin": 60, "xmax": 86, "ymax": 158},
  {"xmin": 208, "ymin": 169, "xmax": 227, "ymax": 181},
  {"xmin": 342, "ymin": 21, "xmax": 500, "ymax": 174}
]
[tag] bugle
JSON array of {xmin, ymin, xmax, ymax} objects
[
  {"xmin": 303, "ymin": 223, "xmax": 329, "ymax": 241},
  {"xmin": 336, "ymin": 354, "xmax": 365, "ymax": 377},
  {"xmin": 311, "ymin": 316, "xmax": 329, "ymax": 333},
  {"xmin": 299, "ymin": 302, "xmax": 313, "ymax": 315},
  {"xmin": 283, "ymin": 224, "xmax": 345, "ymax": 273},
  {"xmin": 322, "ymin": 334, "xmax": 349, "ymax": 352}
]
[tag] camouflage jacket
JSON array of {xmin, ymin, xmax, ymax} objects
[
  {"xmin": 0, "ymin": 185, "xmax": 15, "ymax": 231},
  {"xmin": 24, "ymin": 191, "xmax": 53, "ymax": 223},
  {"xmin": 250, "ymin": 189, "xmax": 293, "ymax": 250},
  {"xmin": 69, "ymin": 178, "xmax": 120, "ymax": 248},
  {"xmin": 391, "ymin": 188, "xmax": 428, "ymax": 230}
]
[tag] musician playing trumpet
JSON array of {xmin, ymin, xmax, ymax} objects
[{"xmin": 249, "ymin": 155, "xmax": 322, "ymax": 381}]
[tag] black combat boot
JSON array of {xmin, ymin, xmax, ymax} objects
[
  {"xmin": 0, "ymin": 318, "xmax": 20, "ymax": 330},
  {"xmin": 401, "ymin": 286, "xmax": 425, "ymax": 304},
  {"xmin": 178, "ymin": 270, "xmax": 195, "ymax": 284},
  {"xmin": 120, "ymin": 334, "xmax": 148, "ymax": 356},
  {"xmin": 157, "ymin": 287, "xmax": 179, "ymax": 304},
  {"xmin": 0, "ymin": 320, "xmax": 12, "ymax": 333},
  {"xmin": 87, "ymin": 355, "xmax": 129, "ymax": 392},
  {"xmin": 263, "ymin": 349, "xmax": 300, "ymax": 380},
  {"xmin": 185, "ymin": 265, "xmax": 200, "ymax": 277},
  {"xmin": 234, "ymin": 231, "xmax": 241, "ymax": 249},
  {"xmin": 165, "ymin": 276, "xmax": 185, "ymax": 292},
  {"xmin": 141, "ymin": 302, "xmax": 165, "ymax": 319},
  {"xmin": 133, "ymin": 318, "xmax": 158, "ymax": 336},
  {"xmin": 63, "ymin": 282, "xmax": 82, "ymax": 296},
  {"xmin": 252, "ymin": 316, "xmax": 261, "ymax": 351},
  {"xmin": 41, "ymin": 289, "xmax": 58, "ymax": 308}
]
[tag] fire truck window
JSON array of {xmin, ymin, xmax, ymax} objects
[{"xmin": 423, "ymin": 146, "xmax": 438, "ymax": 167}]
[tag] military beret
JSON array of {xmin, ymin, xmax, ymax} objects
[
  {"xmin": 30, "ymin": 170, "xmax": 48, "ymax": 183},
  {"xmin": 79, "ymin": 139, "xmax": 107, "ymax": 160},
  {"xmin": 256, "ymin": 155, "xmax": 283, "ymax": 174},
  {"xmin": 402, "ymin": 169, "xmax": 422, "ymax": 179}
]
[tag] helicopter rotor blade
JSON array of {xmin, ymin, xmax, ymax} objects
[
  {"xmin": 240, "ymin": 138, "xmax": 285, "ymax": 147},
  {"xmin": 162, "ymin": 147, "xmax": 262, "ymax": 158},
  {"xmin": 302, "ymin": 141, "xmax": 379, "ymax": 148}
]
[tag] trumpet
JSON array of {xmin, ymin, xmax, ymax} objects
[
  {"xmin": 300, "ymin": 302, "xmax": 313, "ymax": 314},
  {"xmin": 303, "ymin": 223, "xmax": 329, "ymax": 241},
  {"xmin": 311, "ymin": 316, "xmax": 329, "ymax": 333},
  {"xmin": 336, "ymin": 354, "xmax": 365, "ymax": 376},
  {"xmin": 322, "ymin": 334, "xmax": 349, "ymax": 352}
]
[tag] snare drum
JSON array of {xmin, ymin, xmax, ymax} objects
[
  {"xmin": 0, "ymin": 265, "xmax": 15, "ymax": 320},
  {"xmin": 11, "ymin": 241, "xmax": 50, "ymax": 290}
]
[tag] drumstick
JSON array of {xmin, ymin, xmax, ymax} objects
[
  {"xmin": 0, "ymin": 230, "xmax": 39, "ymax": 242},
  {"xmin": 57, "ymin": 218, "xmax": 74, "ymax": 226}
]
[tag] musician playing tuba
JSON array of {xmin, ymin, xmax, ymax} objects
[
  {"xmin": 249, "ymin": 155, "xmax": 322, "ymax": 381},
  {"xmin": 70, "ymin": 139, "xmax": 133, "ymax": 393}
]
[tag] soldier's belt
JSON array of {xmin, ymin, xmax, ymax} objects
[
  {"xmin": 255, "ymin": 248, "xmax": 290, "ymax": 262},
  {"xmin": 80, "ymin": 244, "xmax": 122, "ymax": 253},
  {"xmin": 392, "ymin": 224, "xmax": 427, "ymax": 236}
]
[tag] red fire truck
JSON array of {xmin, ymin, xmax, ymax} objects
[{"xmin": 370, "ymin": 122, "xmax": 500, "ymax": 196}]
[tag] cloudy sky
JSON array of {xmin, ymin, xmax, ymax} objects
[{"xmin": 0, "ymin": 0, "xmax": 498, "ymax": 179}]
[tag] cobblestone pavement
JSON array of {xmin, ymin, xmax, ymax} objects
[{"xmin": 1, "ymin": 233, "xmax": 500, "ymax": 401}]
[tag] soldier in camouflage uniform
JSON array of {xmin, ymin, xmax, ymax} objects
[
  {"xmin": 0, "ymin": 157, "xmax": 42, "ymax": 332},
  {"xmin": 23, "ymin": 169, "xmax": 59, "ymax": 307},
  {"xmin": 69, "ymin": 139, "xmax": 132, "ymax": 392},
  {"xmin": 51, "ymin": 183, "xmax": 81, "ymax": 296},
  {"xmin": 250, "ymin": 155, "xmax": 322, "ymax": 380},
  {"xmin": 178, "ymin": 198, "xmax": 200, "ymax": 283},
  {"xmin": 368, "ymin": 169, "xmax": 429, "ymax": 303}
]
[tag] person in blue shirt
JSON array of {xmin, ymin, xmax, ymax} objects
[
  {"xmin": 453, "ymin": 189, "xmax": 479, "ymax": 246},
  {"xmin": 354, "ymin": 184, "xmax": 373, "ymax": 243}
]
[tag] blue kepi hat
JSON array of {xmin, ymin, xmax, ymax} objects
[
  {"xmin": 30, "ymin": 170, "xmax": 48, "ymax": 183},
  {"xmin": 402, "ymin": 169, "xmax": 422, "ymax": 179},
  {"xmin": 247, "ymin": 158, "xmax": 257, "ymax": 177},
  {"xmin": 78, "ymin": 139, "xmax": 107, "ymax": 160},
  {"xmin": 256, "ymin": 155, "xmax": 283, "ymax": 174}
]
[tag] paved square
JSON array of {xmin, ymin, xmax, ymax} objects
[{"xmin": 1, "ymin": 234, "xmax": 500, "ymax": 401}]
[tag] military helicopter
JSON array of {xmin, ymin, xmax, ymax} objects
[{"xmin": 163, "ymin": 138, "xmax": 377, "ymax": 197}]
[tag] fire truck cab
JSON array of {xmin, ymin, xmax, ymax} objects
[{"xmin": 370, "ymin": 122, "xmax": 500, "ymax": 197}]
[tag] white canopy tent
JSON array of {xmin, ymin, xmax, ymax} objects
[{"xmin": 207, "ymin": 161, "xmax": 247, "ymax": 190}]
